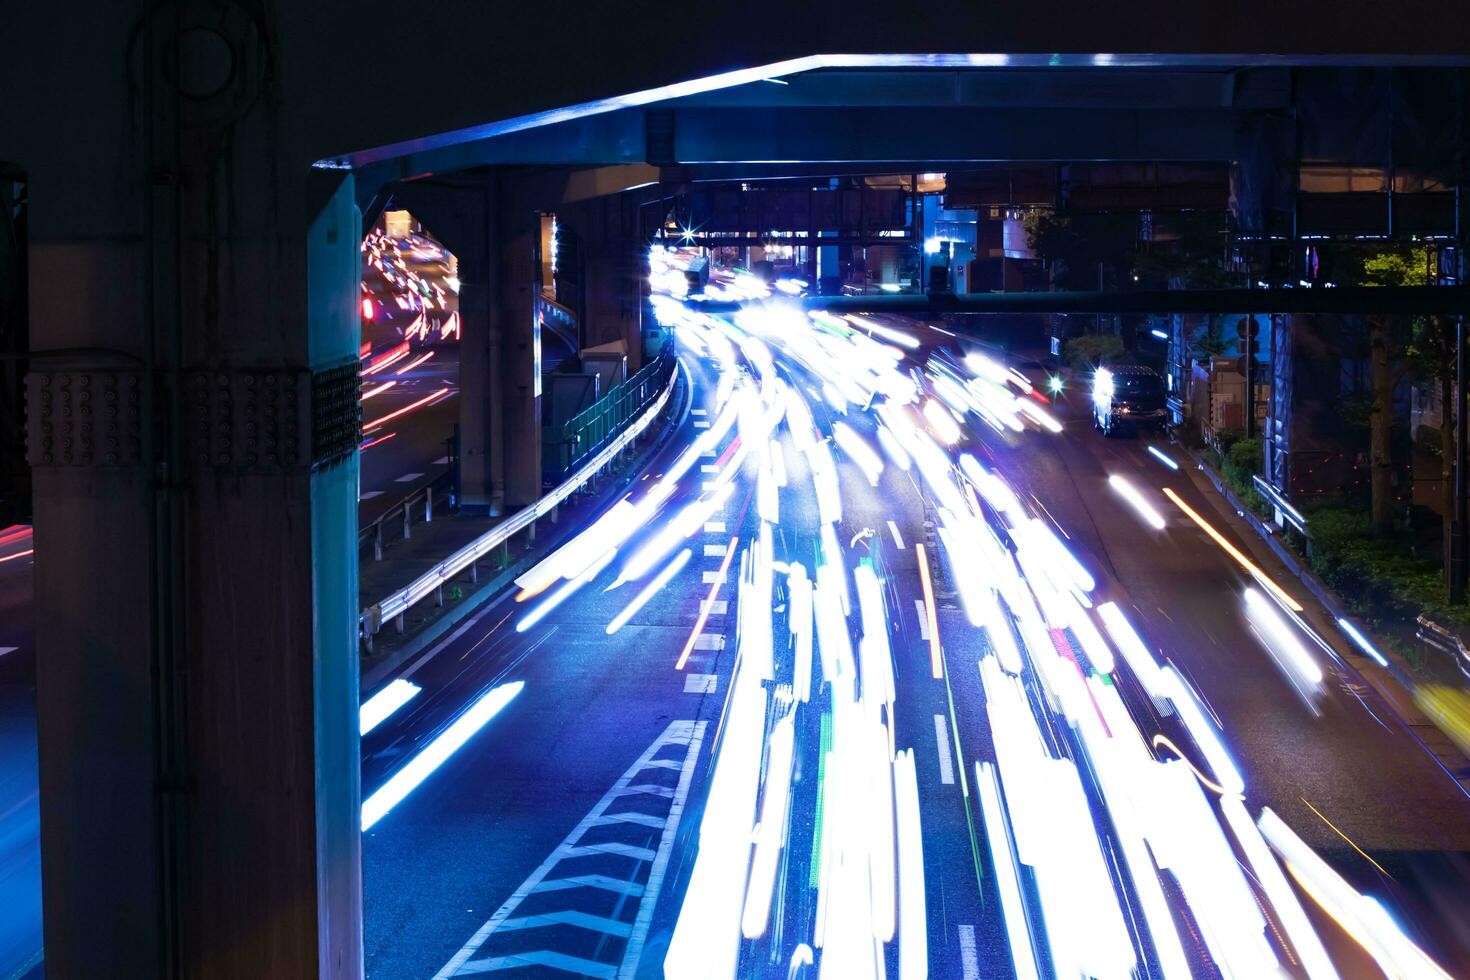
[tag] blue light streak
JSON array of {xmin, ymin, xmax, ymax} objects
[
  {"xmin": 1147, "ymin": 446, "xmax": 1180, "ymax": 471},
  {"xmin": 362, "ymin": 680, "xmax": 525, "ymax": 830},
  {"xmin": 360, "ymin": 678, "xmax": 422, "ymax": 736},
  {"xmin": 1336, "ymin": 618, "xmax": 1390, "ymax": 668}
]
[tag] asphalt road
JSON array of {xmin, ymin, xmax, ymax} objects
[
  {"xmin": 361, "ymin": 296, "xmax": 1470, "ymax": 979},
  {"xmin": 0, "ymin": 527, "xmax": 40, "ymax": 980}
]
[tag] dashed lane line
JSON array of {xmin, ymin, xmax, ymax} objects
[{"xmin": 933, "ymin": 714, "xmax": 956, "ymax": 785}]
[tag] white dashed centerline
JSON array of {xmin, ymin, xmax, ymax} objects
[
  {"xmin": 933, "ymin": 714, "xmax": 956, "ymax": 785},
  {"xmin": 958, "ymin": 924, "xmax": 980, "ymax": 979},
  {"xmin": 683, "ymin": 673, "xmax": 717, "ymax": 693},
  {"xmin": 887, "ymin": 520, "xmax": 906, "ymax": 549},
  {"xmin": 394, "ymin": 472, "xmax": 423, "ymax": 483},
  {"xmin": 914, "ymin": 599, "xmax": 931, "ymax": 640}
]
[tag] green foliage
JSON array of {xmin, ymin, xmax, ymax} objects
[
  {"xmin": 1304, "ymin": 506, "xmax": 1470, "ymax": 633},
  {"xmin": 1224, "ymin": 437, "xmax": 1261, "ymax": 483},
  {"xmin": 1192, "ymin": 315, "xmax": 1229, "ymax": 361},
  {"xmin": 1062, "ymin": 334, "xmax": 1126, "ymax": 371},
  {"xmin": 1358, "ymin": 245, "xmax": 1435, "ymax": 287}
]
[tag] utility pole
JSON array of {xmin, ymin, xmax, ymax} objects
[{"xmin": 1452, "ymin": 313, "xmax": 1466, "ymax": 603}]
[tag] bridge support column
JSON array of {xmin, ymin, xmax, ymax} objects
[
  {"xmin": 30, "ymin": 147, "xmax": 363, "ymax": 978},
  {"xmin": 398, "ymin": 179, "xmax": 541, "ymax": 512},
  {"xmin": 571, "ymin": 195, "xmax": 645, "ymax": 371}
]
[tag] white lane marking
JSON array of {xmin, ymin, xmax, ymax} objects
[
  {"xmin": 700, "ymin": 449, "xmax": 716, "ymax": 458},
  {"xmin": 432, "ymin": 455, "xmax": 450, "ymax": 465},
  {"xmin": 693, "ymin": 421, "xmax": 711, "ymax": 429},
  {"xmin": 394, "ymin": 472, "xmax": 424, "ymax": 482},
  {"xmin": 700, "ymin": 464, "xmax": 719, "ymax": 474},
  {"xmin": 0, "ymin": 647, "xmax": 17, "ymax": 658},
  {"xmin": 914, "ymin": 599, "xmax": 931, "ymax": 640},
  {"xmin": 703, "ymin": 521, "xmax": 726, "ymax": 533},
  {"xmin": 702, "ymin": 570, "xmax": 727, "ymax": 585},
  {"xmin": 958, "ymin": 924, "xmax": 981, "ymax": 980},
  {"xmin": 888, "ymin": 520, "xmax": 906, "ymax": 549},
  {"xmin": 699, "ymin": 599, "xmax": 728, "ymax": 616},
  {"xmin": 692, "ymin": 634, "xmax": 725, "ymax": 651},
  {"xmin": 684, "ymin": 673, "xmax": 717, "ymax": 694},
  {"xmin": 933, "ymin": 714, "xmax": 956, "ymax": 785},
  {"xmin": 703, "ymin": 544, "xmax": 727, "ymax": 558},
  {"xmin": 691, "ymin": 408, "xmax": 708, "ymax": 416},
  {"xmin": 433, "ymin": 721, "xmax": 706, "ymax": 980},
  {"xmin": 359, "ymin": 491, "xmax": 384, "ymax": 501}
]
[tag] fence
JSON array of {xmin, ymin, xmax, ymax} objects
[
  {"xmin": 1415, "ymin": 615, "xmax": 1470, "ymax": 683},
  {"xmin": 358, "ymin": 470, "xmax": 454, "ymax": 560},
  {"xmin": 360, "ymin": 355, "xmax": 680, "ymax": 647},
  {"xmin": 544, "ymin": 354, "xmax": 676, "ymax": 483}
]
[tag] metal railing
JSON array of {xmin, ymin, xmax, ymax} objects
[
  {"xmin": 358, "ymin": 470, "xmax": 454, "ymax": 560},
  {"xmin": 544, "ymin": 354, "xmax": 676, "ymax": 482},
  {"xmin": 360, "ymin": 356, "xmax": 679, "ymax": 646},
  {"xmin": 537, "ymin": 293, "xmax": 579, "ymax": 352},
  {"xmin": 1415, "ymin": 615, "xmax": 1470, "ymax": 683}
]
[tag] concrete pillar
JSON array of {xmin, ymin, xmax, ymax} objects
[
  {"xmin": 396, "ymin": 178, "xmax": 540, "ymax": 512},
  {"xmin": 26, "ymin": 17, "xmax": 363, "ymax": 972},
  {"xmin": 498, "ymin": 208, "xmax": 542, "ymax": 507},
  {"xmin": 574, "ymin": 194, "xmax": 645, "ymax": 372}
]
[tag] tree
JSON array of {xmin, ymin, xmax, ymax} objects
[{"xmin": 1350, "ymin": 245, "xmax": 1435, "ymax": 535}]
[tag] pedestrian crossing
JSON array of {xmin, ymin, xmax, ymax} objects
[{"xmin": 434, "ymin": 719, "xmax": 707, "ymax": 979}]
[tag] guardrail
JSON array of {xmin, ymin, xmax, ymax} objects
[
  {"xmin": 360, "ymin": 356, "xmax": 680, "ymax": 646},
  {"xmin": 1415, "ymin": 615, "xmax": 1470, "ymax": 682},
  {"xmin": 545, "ymin": 355, "xmax": 676, "ymax": 482},
  {"xmin": 537, "ymin": 293, "xmax": 578, "ymax": 352},
  {"xmin": 358, "ymin": 470, "xmax": 453, "ymax": 560}
]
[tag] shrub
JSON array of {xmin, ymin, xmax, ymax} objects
[{"xmin": 1303, "ymin": 505, "xmax": 1470, "ymax": 635}]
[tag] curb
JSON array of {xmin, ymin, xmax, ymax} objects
[{"xmin": 359, "ymin": 357, "xmax": 694, "ymax": 695}]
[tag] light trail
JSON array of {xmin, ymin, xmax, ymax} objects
[
  {"xmin": 394, "ymin": 349, "xmax": 436, "ymax": 375},
  {"xmin": 0, "ymin": 548, "xmax": 34, "ymax": 563},
  {"xmin": 361, "ymin": 680, "xmax": 523, "ymax": 830},
  {"xmin": 1163, "ymin": 486, "xmax": 1304, "ymax": 611},
  {"xmin": 359, "ymin": 432, "xmax": 396, "ymax": 452},
  {"xmin": 606, "ymin": 548, "xmax": 693, "ymax": 635},
  {"xmin": 360, "ymin": 678, "xmax": 422, "ymax": 736},
  {"xmin": 1108, "ymin": 473, "xmax": 1166, "ymax": 529},
  {"xmin": 360, "ymin": 380, "xmax": 397, "ymax": 400},
  {"xmin": 363, "ymin": 387, "xmax": 453, "ymax": 434},
  {"xmin": 1148, "ymin": 445, "xmax": 1181, "ymax": 470},
  {"xmin": 915, "ymin": 542, "xmax": 944, "ymax": 679}
]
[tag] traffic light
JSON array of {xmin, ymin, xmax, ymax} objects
[{"xmin": 1234, "ymin": 335, "xmax": 1261, "ymax": 377}]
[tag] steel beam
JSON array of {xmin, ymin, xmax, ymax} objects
[{"xmin": 691, "ymin": 287, "xmax": 1470, "ymax": 316}]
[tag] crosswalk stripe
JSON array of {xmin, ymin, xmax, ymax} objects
[
  {"xmin": 531, "ymin": 874, "xmax": 645, "ymax": 896},
  {"xmin": 498, "ymin": 910, "xmax": 632, "ymax": 938},
  {"xmin": 434, "ymin": 721, "xmax": 707, "ymax": 980},
  {"xmin": 461, "ymin": 950, "xmax": 616, "ymax": 978},
  {"xmin": 559, "ymin": 841, "xmax": 657, "ymax": 863}
]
